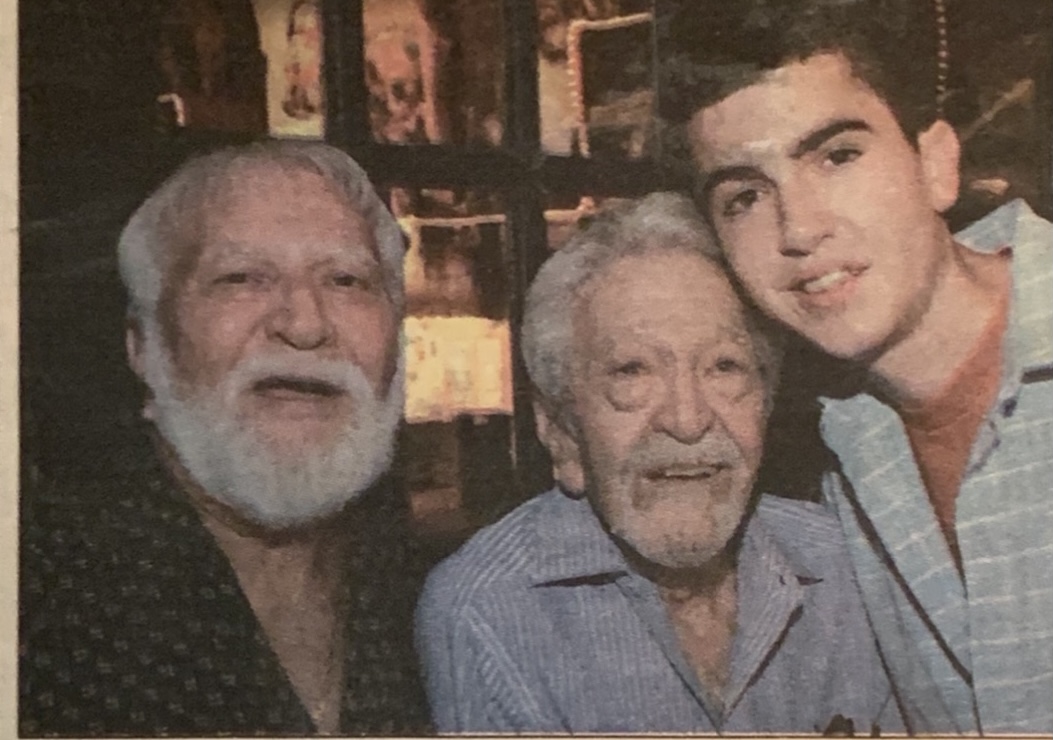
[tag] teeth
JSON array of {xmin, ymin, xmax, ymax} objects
[
  {"xmin": 801, "ymin": 269, "xmax": 850, "ymax": 294},
  {"xmin": 653, "ymin": 467, "xmax": 718, "ymax": 480}
]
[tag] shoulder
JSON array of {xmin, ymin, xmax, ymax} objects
[
  {"xmin": 22, "ymin": 457, "xmax": 191, "ymax": 563},
  {"xmin": 20, "ymin": 455, "xmax": 220, "ymax": 641},
  {"xmin": 955, "ymin": 198, "xmax": 1053, "ymax": 256},
  {"xmin": 418, "ymin": 490, "xmax": 565, "ymax": 617}
]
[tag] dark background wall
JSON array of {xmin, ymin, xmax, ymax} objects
[
  {"xmin": 19, "ymin": 0, "xmax": 1053, "ymax": 492},
  {"xmin": 19, "ymin": 0, "xmax": 265, "ymax": 481}
]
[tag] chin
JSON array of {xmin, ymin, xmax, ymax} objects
[
  {"xmin": 793, "ymin": 318, "xmax": 888, "ymax": 364},
  {"xmin": 611, "ymin": 497, "xmax": 746, "ymax": 571},
  {"xmin": 248, "ymin": 418, "xmax": 349, "ymax": 457},
  {"xmin": 140, "ymin": 326, "xmax": 406, "ymax": 530}
]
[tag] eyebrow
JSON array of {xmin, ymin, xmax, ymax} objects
[
  {"xmin": 698, "ymin": 118, "xmax": 874, "ymax": 211},
  {"xmin": 205, "ymin": 239, "xmax": 380, "ymax": 266},
  {"xmin": 790, "ymin": 118, "xmax": 872, "ymax": 159}
]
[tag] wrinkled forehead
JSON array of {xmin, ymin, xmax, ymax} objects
[
  {"xmin": 158, "ymin": 162, "xmax": 379, "ymax": 298},
  {"xmin": 571, "ymin": 248, "xmax": 778, "ymax": 378},
  {"xmin": 574, "ymin": 249, "xmax": 741, "ymax": 337}
]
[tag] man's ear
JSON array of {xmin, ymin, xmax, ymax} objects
[
  {"xmin": 125, "ymin": 319, "xmax": 146, "ymax": 381},
  {"xmin": 125, "ymin": 319, "xmax": 156, "ymax": 421},
  {"xmin": 533, "ymin": 400, "xmax": 586, "ymax": 495},
  {"xmin": 917, "ymin": 119, "xmax": 961, "ymax": 214}
]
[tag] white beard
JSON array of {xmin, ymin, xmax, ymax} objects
[{"xmin": 140, "ymin": 325, "xmax": 403, "ymax": 529}]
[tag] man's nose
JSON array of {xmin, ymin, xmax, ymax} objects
[
  {"xmin": 777, "ymin": 180, "xmax": 835, "ymax": 257},
  {"xmin": 267, "ymin": 281, "xmax": 334, "ymax": 350},
  {"xmin": 653, "ymin": 370, "xmax": 714, "ymax": 444}
]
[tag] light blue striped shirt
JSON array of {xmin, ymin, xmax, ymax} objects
[
  {"xmin": 416, "ymin": 489, "xmax": 898, "ymax": 733},
  {"xmin": 821, "ymin": 199, "xmax": 1053, "ymax": 733}
]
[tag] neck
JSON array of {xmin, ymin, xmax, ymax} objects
[
  {"xmin": 868, "ymin": 239, "xmax": 1010, "ymax": 407},
  {"xmin": 198, "ymin": 489, "xmax": 352, "ymax": 733},
  {"xmin": 626, "ymin": 544, "xmax": 739, "ymax": 708},
  {"xmin": 192, "ymin": 493, "xmax": 352, "ymax": 604},
  {"xmin": 654, "ymin": 552, "xmax": 738, "ymax": 710},
  {"xmin": 641, "ymin": 545, "xmax": 738, "ymax": 598},
  {"xmin": 155, "ymin": 434, "xmax": 352, "ymax": 732}
]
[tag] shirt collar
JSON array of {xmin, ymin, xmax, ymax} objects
[
  {"xmin": 529, "ymin": 489, "xmax": 631, "ymax": 585},
  {"xmin": 739, "ymin": 499, "xmax": 820, "ymax": 589},
  {"xmin": 954, "ymin": 198, "xmax": 1053, "ymax": 387}
]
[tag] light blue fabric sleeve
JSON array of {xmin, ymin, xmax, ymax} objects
[{"xmin": 414, "ymin": 563, "xmax": 552, "ymax": 733}]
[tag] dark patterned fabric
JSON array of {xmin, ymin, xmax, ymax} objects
[{"xmin": 19, "ymin": 439, "xmax": 433, "ymax": 736}]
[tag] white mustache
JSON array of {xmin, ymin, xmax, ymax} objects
[{"xmin": 221, "ymin": 354, "xmax": 376, "ymax": 402}]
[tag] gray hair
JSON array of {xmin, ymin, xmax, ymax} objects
[
  {"xmin": 117, "ymin": 140, "xmax": 405, "ymax": 327},
  {"xmin": 521, "ymin": 191, "xmax": 782, "ymax": 425}
]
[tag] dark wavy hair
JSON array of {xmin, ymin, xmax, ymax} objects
[{"xmin": 657, "ymin": 0, "xmax": 941, "ymax": 140}]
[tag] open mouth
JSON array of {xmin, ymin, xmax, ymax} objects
[
  {"xmin": 252, "ymin": 375, "xmax": 345, "ymax": 399},
  {"xmin": 644, "ymin": 463, "xmax": 727, "ymax": 482}
]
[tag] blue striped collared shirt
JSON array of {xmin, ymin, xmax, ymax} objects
[
  {"xmin": 821, "ymin": 199, "xmax": 1053, "ymax": 733},
  {"xmin": 416, "ymin": 489, "xmax": 898, "ymax": 733}
]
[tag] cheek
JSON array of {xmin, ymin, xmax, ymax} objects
[
  {"xmin": 721, "ymin": 228, "xmax": 780, "ymax": 293},
  {"xmin": 715, "ymin": 396, "xmax": 767, "ymax": 465},
  {"xmin": 850, "ymin": 157, "xmax": 929, "ymax": 232},
  {"xmin": 333, "ymin": 298, "xmax": 399, "ymax": 385},
  {"xmin": 172, "ymin": 301, "xmax": 263, "ymax": 385},
  {"xmin": 728, "ymin": 254, "xmax": 785, "ymax": 322},
  {"xmin": 576, "ymin": 400, "xmax": 649, "ymax": 475}
]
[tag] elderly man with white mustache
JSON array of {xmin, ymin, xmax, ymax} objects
[
  {"xmin": 19, "ymin": 142, "xmax": 429, "ymax": 736},
  {"xmin": 415, "ymin": 193, "xmax": 904, "ymax": 733}
]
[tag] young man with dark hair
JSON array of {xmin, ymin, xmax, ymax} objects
[{"xmin": 660, "ymin": 0, "xmax": 1052, "ymax": 733}]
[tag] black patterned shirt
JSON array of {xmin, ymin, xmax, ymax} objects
[{"xmin": 19, "ymin": 444, "xmax": 433, "ymax": 736}]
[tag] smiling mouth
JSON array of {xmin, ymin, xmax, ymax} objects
[
  {"xmin": 252, "ymin": 375, "xmax": 345, "ymax": 399},
  {"xmin": 793, "ymin": 266, "xmax": 866, "ymax": 295}
]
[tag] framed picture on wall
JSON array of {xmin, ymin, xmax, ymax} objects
[
  {"xmin": 253, "ymin": 0, "xmax": 324, "ymax": 138},
  {"xmin": 567, "ymin": 11, "xmax": 655, "ymax": 159}
]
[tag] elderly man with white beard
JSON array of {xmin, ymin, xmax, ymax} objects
[
  {"xmin": 19, "ymin": 142, "xmax": 430, "ymax": 736},
  {"xmin": 415, "ymin": 193, "xmax": 904, "ymax": 733}
]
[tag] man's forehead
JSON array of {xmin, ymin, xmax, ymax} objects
[
  {"xmin": 688, "ymin": 52, "xmax": 885, "ymax": 169},
  {"xmin": 576, "ymin": 253, "xmax": 751, "ymax": 343},
  {"xmin": 164, "ymin": 172, "xmax": 379, "ymax": 283},
  {"xmin": 206, "ymin": 173, "xmax": 373, "ymax": 241},
  {"xmin": 586, "ymin": 320, "xmax": 755, "ymax": 353},
  {"xmin": 210, "ymin": 165, "xmax": 352, "ymax": 216}
]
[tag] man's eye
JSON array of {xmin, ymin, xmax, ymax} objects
[
  {"xmin": 720, "ymin": 187, "xmax": 762, "ymax": 219},
  {"xmin": 714, "ymin": 357, "xmax": 746, "ymax": 374},
  {"xmin": 331, "ymin": 272, "xmax": 360, "ymax": 288},
  {"xmin": 611, "ymin": 360, "xmax": 646, "ymax": 377},
  {"xmin": 215, "ymin": 272, "xmax": 252, "ymax": 285},
  {"xmin": 826, "ymin": 146, "xmax": 862, "ymax": 166}
]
